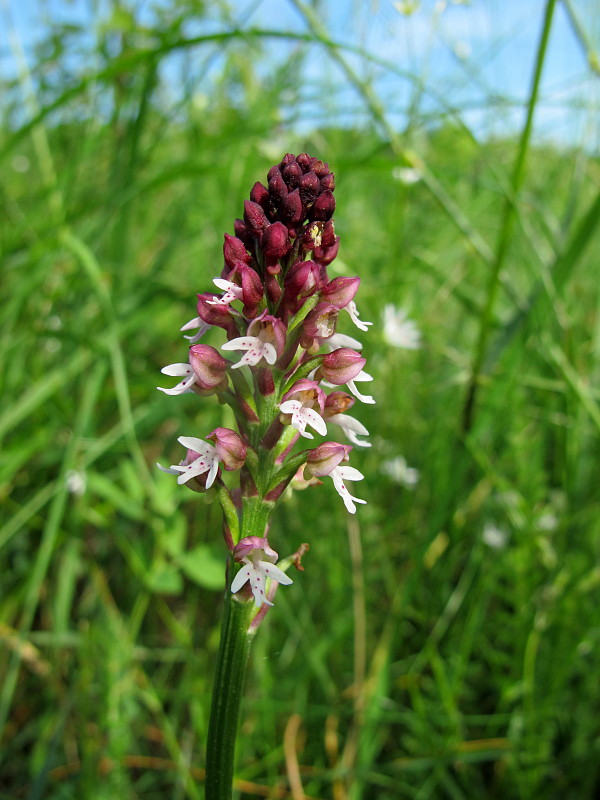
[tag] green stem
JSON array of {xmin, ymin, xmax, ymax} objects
[
  {"xmin": 461, "ymin": 0, "xmax": 557, "ymax": 433},
  {"xmin": 205, "ymin": 585, "xmax": 255, "ymax": 800}
]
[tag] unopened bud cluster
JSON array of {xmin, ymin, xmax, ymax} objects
[{"xmin": 158, "ymin": 154, "xmax": 373, "ymax": 610}]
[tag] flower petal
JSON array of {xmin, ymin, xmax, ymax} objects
[
  {"xmin": 230, "ymin": 563, "xmax": 253, "ymax": 594},
  {"xmin": 177, "ymin": 437, "xmax": 215, "ymax": 456},
  {"xmin": 258, "ymin": 561, "xmax": 293, "ymax": 586},
  {"xmin": 161, "ymin": 363, "xmax": 193, "ymax": 376},
  {"xmin": 302, "ymin": 407, "xmax": 327, "ymax": 436},
  {"xmin": 221, "ymin": 336, "xmax": 258, "ymax": 352},
  {"xmin": 205, "ymin": 456, "xmax": 220, "ymax": 489}
]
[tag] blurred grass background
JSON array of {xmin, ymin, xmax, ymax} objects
[{"xmin": 1, "ymin": 0, "xmax": 600, "ymax": 797}]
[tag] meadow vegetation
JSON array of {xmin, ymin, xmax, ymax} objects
[{"xmin": 1, "ymin": 1, "xmax": 599, "ymax": 797}]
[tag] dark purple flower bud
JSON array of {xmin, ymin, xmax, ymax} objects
[
  {"xmin": 243, "ymin": 200, "xmax": 270, "ymax": 234},
  {"xmin": 282, "ymin": 161, "xmax": 302, "ymax": 188},
  {"xmin": 265, "ymin": 272, "xmax": 283, "ymax": 303},
  {"xmin": 321, "ymin": 276, "xmax": 360, "ymax": 309},
  {"xmin": 313, "ymin": 236, "xmax": 340, "ymax": 266},
  {"xmin": 304, "ymin": 441, "xmax": 352, "ymax": 478},
  {"xmin": 261, "ymin": 221, "xmax": 290, "ymax": 261},
  {"xmin": 267, "ymin": 164, "xmax": 282, "ymax": 182},
  {"xmin": 268, "ymin": 171, "xmax": 288, "ymax": 202},
  {"xmin": 250, "ymin": 181, "xmax": 270, "ymax": 207},
  {"xmin": 317, "ymin": 348, "xmax": 366, "ymax": 385},
  {"xmin": 239, "ymin": 265, "xmax": 263, "ymax": 316},
  {"xmin": 189, "ymin": 344, "xmax": 229, "ymax": 391},
  {"xmin": 207, "ymin": 427, "xmax": 247, "ymax": 471},
  {"xmin": 298, "ymin": 171, "xmax": 320, "ymax": 204},
  {"xmin": 225, "ymin": 262, "xmax": 263, "ymax": 317},
  {"xmin": 233, "ymin": 218, "xmax": 252, "ymax": 247},
  {"xmin": 324, "ymin": 391, "xmax": 355, "ymax": 417},
  {"xmin": 312, "ymin": 159, "xmax": 330, "ymax": 178},
  {"xmin": 302, "ymin": 302, "xmax": 339, "ymax": 343},
  {"xmin": 310, "ymin": 190, "xmax": 335, "ymax": 221},
  {"xmin": 223, "ymin": 233, "xmax": 250, "ymax": 270},
  {"xmin": 320, "ymin": 220, "xmax": 336, "ymax": 247},
  {"xmin": 280, "ymin": 189, "xmax": 303, "ymax": 225},
  {"xmin": 320, "ymin": 173, "xmax": 335, "ymax": 191},
  {"xmin": 280, "ymin": 153, "xmax": 297, "ymax": 168},
  {"xmin": 296, "ymin": 153, "xmax": 312, "ymax": 171},
  {"xmin": 283, "ymin": 260, "xmax": 321, "ymax": 310}
]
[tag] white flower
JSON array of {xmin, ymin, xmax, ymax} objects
[
  {"xmin": 206, "ymin": 278, "xmax": 243, "ymax": 306},
  {"xmin": 327, "ymin": 413, "xmax": 371, "ymax": 447},
  {"xmin": 380, "ymin": 456, "xmax": 419, "ymax": 488},
  {"xmin": 157, "ymin": 363, "xmax": 197, "ymax": 395},
  {"xmin": 347, "ymin": 370, "xmax": 376, "ymax": 404},
  {"xmin": 382, "ymin": 305, "xmax": 421, "ymax": 350},
  {"xmin": 279, "ymin": 399, "xmax": 327, "ymax": 439},
  {"xmin": 329, "ymin": 465, "xmax": 367, "ymax": 514},
  {"xmin": 230, "ymin": 544, "xmax": 293, "ymax": 608},
  {"xmin": 166, "ymin": 437, "xmax": 219, "ymax": 488},
  {"xmin": 344, "ymin": 300, "xmax": 373, "ymax": 332},
  {"xmin": 65, "ymin": 469, "xmax": 86, "ymax": 496},
  {"xmin": 391, "ymin": 166, "xmax": 422, "ymax": 184},
  {"xmin": 324, "ymin": 332, "xmax": 363, "ymax": 351},
  {"xmin": 180, "ymin": 315, "xmax": 210, "ymax": 343},
  {"xmin": 482, "ymin": 523, "xmax": 509, "ymax": 550},
  {"xmin": 221, "ymin": 336, "xmax": 277, "ymax": 369}
]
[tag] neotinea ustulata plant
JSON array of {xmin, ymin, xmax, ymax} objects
[{"xmin": 157, "ymin": 153, "xmax": 373, "ymax": 798}]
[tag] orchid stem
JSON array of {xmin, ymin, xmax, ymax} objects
[{"xmin": 205, "ymin": 583, "xmax": 255, "ymax": 799}]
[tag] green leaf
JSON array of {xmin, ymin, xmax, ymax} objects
[
  {"xmin": 146, "ymin": 565, "xmax": 183, "ymax": 595},
  {"xmin": 178, "ymin": 546, "xmax": 226, "ymax": 591}
]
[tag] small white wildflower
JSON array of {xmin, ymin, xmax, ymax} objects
[
  {"xmin": 482, "ymin": 523, "xmax": 509, "ymax": 550},
  {"xmin": 382, "ymin": 305, "xmax": 422, "ymax": 350},
  {"xmin": 65, "ymin": 469, "xmax": 86, "ymax": 496},
  {"xmin": 380, "ymin": 456, "xmax": 419, "ymax": 488}
]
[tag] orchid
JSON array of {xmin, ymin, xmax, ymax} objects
[
  {"xmin": 168, "ymin": 437, "xmax": 220, "ymax": 488},
  {"xmin": 157, "ymin": 363, "xmax": 198, "ymax": 395},
  {"xmin": 230, "ymin": 537, "xmax": 293, "ymax": 608},
  {"xmin": 329, "ymin": 465, "xmax": 367, "ymax": 514},
  {"xmin": 156, "ymin": 151, "xmax": 375, "ymax": 798},
  {"xmin": 207, "ymin": 278, "xmax": 244, "ymax": 306},
  {"xmin": 382, "ymin": 305, "xmax": 421, "ymax": 350}
]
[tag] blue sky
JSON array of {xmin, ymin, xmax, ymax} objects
[{"xmin": 2, "ymin": 0, "xmax": 598, "ymax": 145}]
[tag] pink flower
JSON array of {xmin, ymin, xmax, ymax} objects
[
  {"xmin": 279, "ymin": 379, "xmax": 327, "ymax": 440},
  {"xmin": 221, "ymin": 311, "xmax": 286, "ymax": 369},
  {"xmin": 304, "ymin": 442, "xmax": 366, "ymax": 513},
  {"xmin": 317, "ymin": 348, "xmax": 366, "ymax": 385},
  {"xmin": 163, "ymin": 437, "xmax": 220, "ymax": 488},
  {"xmin": 230, "ymin": 536, "xmax": 293, "ymax": 607},
  {"xmin": 158, "ymin": 345, "xmax": 228, "ymax": 395},
  {"xmin": 304, "ymin": 441, "xmax": 352, "ymax": 477},
  {"xmin": 206, "ymin": 427, "xmax": 247, "ymax": 471}
]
